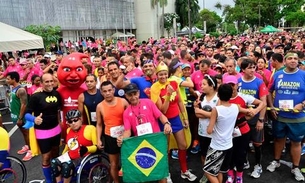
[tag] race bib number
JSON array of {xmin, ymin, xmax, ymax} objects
[
  {"xmin": 57, "ymin": 152, "xmax": 71, "ymax": 163},
  {"xmin": 110, "ymin": 125, "xmax": 124, "ymax": 138},
  {"xmin": 136, "ymin": 122, "xmax": 153, "ymax": 136},
  {"xmin": 279, "ymin": 100, "xmax": 294, "ymax": 109},
  {"xmin": 90, "ymin": 112, "xmax": 97, "ymax": 122}
]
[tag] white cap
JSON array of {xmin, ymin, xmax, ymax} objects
[
  {"xmin": 231, "ymin": 45, "xmax": 238, "ymax": 50},
  {"xmin": 168, "ymin": 50, "xmax": 175, "ymax": 55}
]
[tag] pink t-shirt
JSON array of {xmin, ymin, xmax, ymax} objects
[
  {"xmin": 123, "ymin": 99, "xmax": 162, "ymax": 136},
  {"xmin": 3, "ymin": 64, "xmax": 22, "ymax": 76},
  {"xmin": 191, "ymin": 69, "xmax": 217, "ymax": 92},
  {"xmin": 223, "ymin": 72, "xmax": 242, "ymax": 79},
  {"xmin": 125, "ymin": 68, "xmax": 143, "ymax": 79},
  {"xmin": 26, "ymin": 67, "xmax": 41, "ymax": 82},
  {"xmin": 27, "ymin": 85, "xmax": 41, "ymax": 95}
]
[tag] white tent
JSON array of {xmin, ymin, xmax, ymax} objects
[{"xmin": 0, "ymin": 22, "xmax": 44, "ymax": 52}]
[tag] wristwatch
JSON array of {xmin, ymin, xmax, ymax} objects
[
  {"xmin": 258, "ymin": 119, "xmax": 264, "ymax": 123},
  {"xmin": 164, "ymin": 122, "xmax": 171, "ymax": 126}
]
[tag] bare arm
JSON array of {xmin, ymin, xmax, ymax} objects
[
  {"xmin": 113, "ymin": 73, "xmax": 130, "ymax": 89},
  {"xmin": 96, "ymin": 103, "xmax": 104, "ymax": 149},
  {"xmin": 122, "ymin": 98, "xmax": 129, "ymax": 109},
  {"xmin": 17, "ymin": 88, "xmax": 27, "ymax": 119},
  {"xmin": 207, "ymin": 107, "xmax": 217, "ymax": 134},
  {"xmin": 78, "ymin": 93, "xmax": 85, "ymax": 121},
  {"xmin": 258, "ymin": 95, "xmax": 267, "ymax": 120},
  {"xmin": 180, "ymin": 77, "xmax": 194, "ymax": 88}
]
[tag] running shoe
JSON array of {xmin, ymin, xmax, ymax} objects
[
  {"xmin": 171, "ymin": 149, "xmax": 178, "ymax": 160},
  {"xmin": 22, "ymin": 150, "xmax": 32, "ymax": 161},
  {"xmin": 251, "ymin": 164, "xmax": 262, "ymax": 178},
  {"xmin": 225, "ymin": 176, "xmax": 234, "ymax": 183},
  {"xmin": 266, "ymin": 160, "xmax": 280, "ymax": 172},
  {"xmin": 181, "ymin": 170, "xmax": 197, "ymax": 181},
  {"xmin": 167, "ymin": 173, "xmax": 173, "ymax": 183},
  {"xmin": 118, "ymin": 168, "xmax": 123, "ymax": 176},
  {"xmin": 291, "ymin": 168, "xmax": 305, "ymax": 181},
  {"xmin": 190, "ymin": 144, "xmax": 200, "ymax": 154},
  {"xmin": 17, "ymin": 145, "xmax": 29, "ymax": 155},
  {"xmin": 236, "ymin": 176, "xmax": 243, "ymax": 183}
]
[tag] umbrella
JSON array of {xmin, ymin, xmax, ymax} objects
[{"xmin": 260, "ymin": 25, "xmax": 281, "ymax": 33}]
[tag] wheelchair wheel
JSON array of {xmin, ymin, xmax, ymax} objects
[
  {"xmin": 0, "ymin": 156, "xmax": 27, "ymax": 183},
  {"xmin": 88, "ymin": 163, "xmax": 110, "ymax": 183},
  {"xmin": 76, "ymin": 153, "xmax": 110, "ymax": 183}
]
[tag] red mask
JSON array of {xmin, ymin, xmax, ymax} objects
[{"xmin": 57, "ymin": 53, "xmax": 88, "ymax": 88}]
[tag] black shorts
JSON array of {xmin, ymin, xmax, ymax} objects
[
  {"xmin": 203, "ymin": 147, "xmax": 233, "ymax": 176},
  {"xmin": 37, "ymin": 134, "xmax": 61, "ymax": 154},
  {"xmin": 199, "ymin": 136, "xmax": 211, "ymax": 157},
  {"xmin": 249, "ymin": 123, "xmax": 264, "ymax": 145},
  {"xmin": 104, "ymin": 134, "xmax": 120, "ymax": 154}
]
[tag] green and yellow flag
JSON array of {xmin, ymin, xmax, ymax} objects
[{"xmin": 121, "ymin": 132, "xmax": 169, "ymax": 182}]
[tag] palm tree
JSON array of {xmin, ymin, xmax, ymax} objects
[{"xmin": 151, "ymin": 0, "xmax": 168, "ymax": 37}]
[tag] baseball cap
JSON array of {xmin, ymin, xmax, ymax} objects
[
  {"xmin": 275, "ymin": 44, "xmax": 284, "ymax": 49},
  {"xmin": 231, "ymin": 45, "xmax": 238, "ymax": 50},
  {"xmin": 223, "ymin": 75, "xmax": 238, "ymax": 84},
  {"xmin": 172, "ymin": 62, "xmax": 184, "ymax": 69},
  {"xmin": 124, "ymin": 83, "xmax": 139, "ymax": 94},
  {"xmin": 168, "ymin": 50, "xmax": 175, "ymax": 55},
  {"xmin": 181, "ymin": 63, "xmax": 191, "ymax": 69},
  {"xmin": 19, "ymin": 58, "xmax": 27, "ymax": 65},
  {"xmin": 56, "ymin": 50, "xmax": 63, "ymax": 55},
  {"xmin": 44, "ymin": 54, "xmax": 51, "ymax": 58}
]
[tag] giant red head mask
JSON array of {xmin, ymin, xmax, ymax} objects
[{"xmin": 58, "ymin": 52, "xmax": 88, "ymax": 88}]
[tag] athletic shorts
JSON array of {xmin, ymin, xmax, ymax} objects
[
  {"xmin": 104, "ymin": 135, "xmax": 120, "ymax": 155},
  {"xmin": 168, "ymin": 115, "xmax": 184, "ymax": 133},
  {"xmin": 273, "ymin": 121, "xmax": 305, "ymax": 142},
  {"xmin": 37, "ymin": 134, "xmax": 61, "ymax": 154},
  {"xmin": 203, "ymin": 147, "xmax": 233, "ymax": 176},
  {"xmin": 199, "ymin": 136, "xmax": 211, "ymax": 157},
  {"xmin": 249, "ymin": 123, "xmax": 264, "ymax": 145}
]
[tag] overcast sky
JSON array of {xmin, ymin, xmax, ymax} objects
[{"xmin": 198, "ymin": 0, "xmax": 235, "ymax": 15}]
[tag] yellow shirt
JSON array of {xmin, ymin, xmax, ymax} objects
[{"xmin": 0, "ymin": 127, "xmax": 9, "ymax": 151}]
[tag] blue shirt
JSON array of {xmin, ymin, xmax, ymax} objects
[{"xmin": 130, "ymin": 76, "xmax": 155, "ymax": 99}]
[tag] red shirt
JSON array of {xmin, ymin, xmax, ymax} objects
[{"xmin": 160, "ymin": 81, "xmax": 180, "ymax": 118}]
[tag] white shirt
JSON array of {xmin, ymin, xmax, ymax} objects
[
  {"xmin": 210, "ymin": 104, "xmax": 239, "ymax": 150},
  {"xmin": 198, "ymin": 93, "xmax": 219, "ymax": 138}
]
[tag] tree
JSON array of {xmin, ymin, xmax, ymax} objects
[
  {"xmin": 164, "ymin": 13, "xmax": 179, "ymax": 37},
  {"xmin": 175, "ymin": 0, "xmax": 200, "ymax": 28},
  {"xmin": 24, "ymin": 24, "xmax": 61, "ymax": 51},
  {"xmin": 151, "ymin": 0, "xmax": 168, "ymax": 37},
  {"xmin": 196, "ymin": 9, "xmax": 222, "ymax": 33}
]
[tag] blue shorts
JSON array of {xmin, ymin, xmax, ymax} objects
[
  {"xmin": 159, "ymin": 115, "xmax": 183, "ymax": 133},
  {"xmin": 0, "ymin": 150, "xmax": 10, "ymax": 169},
  {"xmin": 273, "ymin": 121, "xmax": 305, "ymax": 142}
]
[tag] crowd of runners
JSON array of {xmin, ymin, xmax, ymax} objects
[{"xmin": 1, "ymin": 31, "xmax": 305, "ymax": 183}]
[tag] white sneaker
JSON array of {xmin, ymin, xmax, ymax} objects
[
  {"xmin": 266, "ymin": 160, "xmax": 280, "ymax": 172},
  {"xmin": 291, "ymin": 168, "xmax": 305, "ymax": 181},
  {"xmin": 166, "ymin": 173, "xmax": 173, "ymax": 183},
  {"xmin": 251, "ymin": 164, "xmax": 262, "ymax": 178},
  {"xmin": 181, "ymin": 170, "xmax": 197, "ymax": 181}
]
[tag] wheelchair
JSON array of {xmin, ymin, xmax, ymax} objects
[
  {"xmin": 71, "ymin": 151, "xmax": 110, "ymax": 183},
  {"xmin": 0, "ymin": 155, "xmax": 27, "ymax": 183}
]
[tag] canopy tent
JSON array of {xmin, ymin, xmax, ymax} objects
[
  {"xmin": 260, "ymin": 25, "xmax": 281, "ymax": 33},
  {"xmin": 177, "ymin": 26, "xmax": 205, "ymax": 36},
  {"xmin": 0, "ymin": 22, "xmax": 44, "ymax": 52}
]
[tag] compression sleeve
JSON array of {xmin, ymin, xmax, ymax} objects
[{"xmin": 84, "ymin": 125, "xmax": 97, "ymax": 153}]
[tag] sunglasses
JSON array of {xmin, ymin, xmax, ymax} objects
[{"xmin": 67, "ymin": 118, "xmax": 79, "ymax": 124}]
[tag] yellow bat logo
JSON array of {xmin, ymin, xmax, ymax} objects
[{"xmin": 46, "ymin": 96, "xmax": 58, "ymax": 103}]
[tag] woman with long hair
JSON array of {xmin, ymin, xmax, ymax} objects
[{"xmin": 150, "ymin": 62, "xmax": 197, "ymax": 182}]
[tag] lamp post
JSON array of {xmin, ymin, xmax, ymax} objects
[{"xmin": 188, "ymin": 0, "xmax": 191, "ymax": 38}]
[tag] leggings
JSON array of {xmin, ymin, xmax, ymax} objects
[{"xmin": 229, "ymin": 132, "xmax": 250, "ymax": 172}]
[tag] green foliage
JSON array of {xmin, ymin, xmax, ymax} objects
[
  {"xmin": 24, "ymin": 24, "xmax": 61, "ymax": 51},
  {"xmin": 209, "ymin": 32, "xmax": 220, "ymax": 38},
  {"xmin": 164, "ymin": 13, "xmax": 179, "ymax": 36},
  {"xmin": 197, "ymin": 9, "xmax": 222, "ymax": 33},
  {"xmin": 175, "ymin": 0, "xmax": 200, "ymax": 28},
  {"xmin": 194, "ymin": 32, "xmax": 203, "ymax": 38}
]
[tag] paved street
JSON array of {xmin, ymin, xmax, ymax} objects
[{"xmin": 3, "ymin": 111, "xmax": 305, "ymax": 183}]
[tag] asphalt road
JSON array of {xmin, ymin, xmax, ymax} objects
[{"xmin": 3, "ymin": 111, "xmax": 305, "ymax": 183}]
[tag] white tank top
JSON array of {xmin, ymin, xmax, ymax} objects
[
  {"xmin": 198, "ymin": 93, "xmax": 219, "ymax": 138},
  {"xmin": 210, "ymin": 104, "xmax": 239, "ymax": 150}
]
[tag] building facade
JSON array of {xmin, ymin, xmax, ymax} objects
[{"xmin": 0, "ymin": 0, "xmax": 176, "ymax": 44}]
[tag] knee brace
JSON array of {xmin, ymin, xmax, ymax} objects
[
  {"xmin": 51, "ymin": 158, "xmax": 62, "ymax": 177},
  {"xmin": 61, "ymin": 161, "xmax": 75, "ymax": 178}
]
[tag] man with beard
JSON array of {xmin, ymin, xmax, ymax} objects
[{"xmin": 114, "ymin": 59, "xmax": 157, "ymax": 98}]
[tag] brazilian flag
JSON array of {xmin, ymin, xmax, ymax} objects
[{"xmin": 121, "ymin": 132, "xmax": 169, "ymax": 182}]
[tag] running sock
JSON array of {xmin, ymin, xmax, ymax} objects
[
  {"xmin": 227, "ymin": 169, "xmax": 235, "ymax": 178},
  {"xmin": 293, "ymin": 165, "xmax": 299, "ymax": 169},
  {"xmin": 254, "ymin": 145, "xmax": 262, "ymax": 165},
  {"xmin": 178, "ymin": 149, "xmax": 187, "ymax": 173},
  {"xmin": 42, "ymin": 164, "xmax": 53, "ymax": 183},
  {"xmin": 236, "ymin": 171, "xmax": 243, "ymax": 177},
  {"xmin": 274, "ymin": 159, "xmax": 280, "ymax": 163}
]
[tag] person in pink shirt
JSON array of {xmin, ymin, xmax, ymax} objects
[
  {"xmin": 0, "ymin": 56, "xmax": 22, "ymax": 79},
  {"xmin": 18, "ymin": 58, "xmax": 30, "ymax": 83},
  {"xmin": 256, "ymin": 57, "xmax": 271, "ymax": 86},
  {"xmin": 223, "ymin": 58, "xmax": 242, "ymax": 79},
  {"xmin": 24, "ymin": 59, "xmax": 41, "ymax": 83},
  {"xmin": 191, "ymin": 59, "xmax": 217, "ymax": 94},
  {"xmin": 122, "ymin": 56, "xmax": 143, "ymax": 79},
  {"xmin": 27, "ymin": 74, "xmax": 41, "ymax": 95}
]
